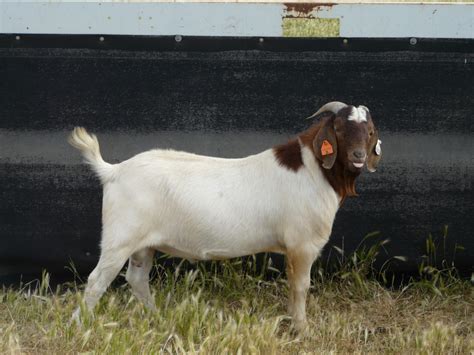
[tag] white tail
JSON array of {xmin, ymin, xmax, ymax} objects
[{"xmin": 68, "ymin": 127, "xmax": 115, "ymax": 183}]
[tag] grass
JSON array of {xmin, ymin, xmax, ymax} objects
[{"xmin": 0, "ymin": 234, "xmax": 473, "ymax": 354}]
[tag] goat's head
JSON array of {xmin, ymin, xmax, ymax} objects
[{"xmin": 310, "ymin": 102, "xmax": 382, "ymax": 174}]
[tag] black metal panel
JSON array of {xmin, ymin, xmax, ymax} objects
[{"xmin": 1, "ymin": 35, "xmax": 473, "ymax": 284}]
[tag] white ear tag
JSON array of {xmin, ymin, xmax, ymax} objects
[{"xmin": 375, "ymin": 139, "xmax": 382, "ymax": 156}]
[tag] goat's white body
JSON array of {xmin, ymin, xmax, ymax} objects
[
  {"xmin": 68, "ymin": 127, "xmax": 342, "ymax": 330},
  {"xmin": 101, "ymin": 147, "xmax": 339, "ymax": 260}
]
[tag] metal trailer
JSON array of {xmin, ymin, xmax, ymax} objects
[{"xmin": 1, "ymin": 1, "xmax": 473, "ymax": 284}]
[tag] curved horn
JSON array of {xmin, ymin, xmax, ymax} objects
[{"xmin": 306, "ymin": 101, "xmax": 347, "ymax": 120}]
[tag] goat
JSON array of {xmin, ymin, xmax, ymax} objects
[{"xmin": 69, "ymin": 102, "xmax": 382, "ymax": 330}]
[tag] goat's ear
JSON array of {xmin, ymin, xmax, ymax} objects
[
  {"xmin": 367, "ymin": 130, "xmax": 382, "ymax": 172},
  {"xmin": 313, "ymin": 116, "xmax": 337, "ymax": 169}
]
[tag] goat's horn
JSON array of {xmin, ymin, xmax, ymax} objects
[{"xmin": 306, "ymin": 101, "xmax": 348, "ymax": 120}]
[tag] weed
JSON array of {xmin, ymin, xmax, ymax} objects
[{"xmin": 0, "ymin": 229, "xmax": 472, "ymax": 354}]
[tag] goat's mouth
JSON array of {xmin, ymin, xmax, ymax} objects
[{"xmin": 348, "ymin": 160, "xmax": 365, "ymax": 171}]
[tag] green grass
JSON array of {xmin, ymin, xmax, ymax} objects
[{"xmin": 1, "ymin": 236, "xmax": 473, "ymax": 354}]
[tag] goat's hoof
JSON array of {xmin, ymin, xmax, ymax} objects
[
  {"xmin": 147, "ymin": 303, "xmax": 158, "ymax": 313},
  {"xmin": 292, "ymin": 319, "xmax": 310, "ymax": 338},
  {"xmin": 69, "ymin": 308, "xmax": 83, "ymax": 327}
]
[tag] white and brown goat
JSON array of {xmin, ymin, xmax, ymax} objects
[{"xmin": 69, "ymin": 102, "xmax": 382, "ymax": 330}]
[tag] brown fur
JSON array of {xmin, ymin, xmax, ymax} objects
[
  {"xmin": 299, "ymin": 118, "xmax": 358, "ymax": 203},
  {"xmin": 273, "ymin": 139, "xmax": 304, "ymax": 172},
  {"xmin": 317, "ymin": 160, "xmax": 358, "ymax": 204},
  {"xmin": 273, "ymin": 112, "xmax": 359, "ymax": 203}
]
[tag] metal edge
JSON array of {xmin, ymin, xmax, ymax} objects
[{"xmin": 1, "ymin": 34, "xmax": 473, "ymax": 53}]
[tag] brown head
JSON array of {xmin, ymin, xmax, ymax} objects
[{"xmin": 294, "ymin": 102, "xmax": 382, "ymax": 201}]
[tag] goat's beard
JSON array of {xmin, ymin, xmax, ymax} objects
[{"xmin": 321, "ymin": 159, "xmax": 359, "ymax": 203}]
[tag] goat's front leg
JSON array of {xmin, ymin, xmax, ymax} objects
[{"xmin": 286, "ymin": 248, "xmax": 317, "ymax": 332}]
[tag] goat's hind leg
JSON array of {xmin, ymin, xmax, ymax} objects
[
  {"xmin": 72, "ymin": 230, "xmax": 135, "ymax": 323},
  {"xmin": 125, "ymin": 247, "xmax": 157, "ymax": 311}
]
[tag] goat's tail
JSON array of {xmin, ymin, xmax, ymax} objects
[{"xmin": 68, "ymin": 127, "xmax": 115, "ymax": 184}]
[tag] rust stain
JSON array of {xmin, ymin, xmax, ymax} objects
[
  {"xmin": 284, "ymin": 3, "xmax": 336, "ymax": 19},
  {"xmin": 284, "ymin": 3, "xmax": 319, "ymax": 15}
]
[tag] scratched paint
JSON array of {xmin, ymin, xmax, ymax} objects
[{"xmin": 283, "ymin": 3, "xmax": 335, "ymax": 18}]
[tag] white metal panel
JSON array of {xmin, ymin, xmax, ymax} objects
[
  {"xmin": 0, "ymin": 2, "xmax": 283, "ymax": 36},
  {"xmin": 313, "ymin": 4, "xmax": 474, "ymax": 38},
  {"xmin": 0, "ymin": 2, "xmax": 473, "ymax": 38}
]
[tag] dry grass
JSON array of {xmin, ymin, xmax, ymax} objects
[{"xmin": 1, "ymin": 243, "xmax": 473, "ymax": 354}]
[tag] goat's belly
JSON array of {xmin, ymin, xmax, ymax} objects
[
  {"xmin": 155, "ymin": 245, "xmax": 283, "ymax": 261},
  {"xmin": 155, "ymin": 245, "xmax": 242, "ymax": 260},
  {"xmin": 152, "ymin": 232, "xmax": 284, "ymax": 261},
  {"xmin": 145, "ymin": 195, "xmax": 285, "ymax": 259}
]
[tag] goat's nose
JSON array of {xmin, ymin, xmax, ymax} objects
[{"xmin": 353, "ymin": 149, "xmax": 366, "ymax": 160}]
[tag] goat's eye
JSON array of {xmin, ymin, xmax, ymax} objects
[{"xmin": 369, "ymin": 131, "xmax": 374, "ymax": 136}]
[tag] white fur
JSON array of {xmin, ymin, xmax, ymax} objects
[
  {"xmin": 375, "ymin": 139, "xmax": 382, "ymax": 156},
  {"xmin": 347, "ymin": 106, "xmax": 368, "ymax": 123},
  {"xmin": 69, "ymin": 127, "xmax": 340, "ymax": 330}
]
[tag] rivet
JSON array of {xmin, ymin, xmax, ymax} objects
[
  {"xmin": 259, "ymin": 37, "xmax": 264, "ymax": 43},
  {"xmin": 175, "ymin": 35, "xmax": 182, "ymax": 42},
  {"xmin": 343, "ymin": 38, "xmax": 348, "ymax": 44},
  {"xmin": 99, "ymin": 36, "xmax": 105, "ymax": 42},
  {"xmin": 15, "ymin": 35, "xmax": 20, "ymax": 40},
  {"xmin": 410, "ymin": 37, "xmax": 417, "ymax": 45}
]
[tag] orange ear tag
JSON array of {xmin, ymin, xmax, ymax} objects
[{"xmin": 321, "ymin": 140, "xmax": 334, "ymax": 156}]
